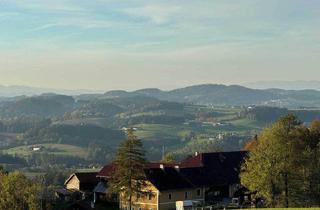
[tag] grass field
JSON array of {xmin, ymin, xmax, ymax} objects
[
  {"xmin": 76, "ymin": 168, "xmax": 100, "ymax": 173},
  {"xmin": 134, "ymin": 123, "xmax": 188, "ymax": 140},
  {"xmin": 55, "ymin": 117, "xmax": 112, "ymax": 128},
  {"xmin": 240, "ymin": 209, "xmax": 320, "ymax": 210},
  {"xmin": 23, "ymin": 172, "xmax": 46, "ymax": 178},
  {"xmin": 6, "ymin": 143, "xmax": 88, "ymax": 158}
]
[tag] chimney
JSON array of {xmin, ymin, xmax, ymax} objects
[{"xmin": 160, "ymin": 164, "xmax": 164, "ymax": 170}]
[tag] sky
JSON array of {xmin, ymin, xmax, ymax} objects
[{"xmin": 0, "ymin": 0, "xmax": 319, "ymax": 91}]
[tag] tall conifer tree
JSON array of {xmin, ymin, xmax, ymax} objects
[{"xmin": 109, "ymin": 128, "xmax": 146, "ymax": 210}]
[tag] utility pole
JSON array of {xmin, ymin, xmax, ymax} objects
[{"xmin": 162, "ymin": 145, "xmax": 165, "ymax": 160}]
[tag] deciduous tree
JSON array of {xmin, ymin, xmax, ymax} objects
[
  {"xmin": 0, "ymin": 171, "xmax": 41, "ymax": 210},
  {"xmin": 241, "ymin": 114, "xmax": 303, "ymax": 207}
]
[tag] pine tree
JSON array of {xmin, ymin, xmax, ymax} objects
[
  {"xmin": 109, "ymin": 128, "xmax": 146, "ymax": 210},
  {"xmin": 161, "ymin": 153, "xmax": 176, "ymax": 163}
]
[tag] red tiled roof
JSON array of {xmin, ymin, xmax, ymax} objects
[
  {"xmin": 180, "ymin": 151, "xmax": 248, "ymax": 168},
  {"xmin": 145, "ymin": 162, "xmax": 178, "ymax": 168},
  {"xmin": 180, "ymin": 154, "xmax": 204, "ymax": 168},
  {"xmin": 146, "ymin": 151, "xmax": 248, "ymax": 191},
  {"xmin": 97, "ymin": 151, "xmax": 248, "ymax": 189},
  {"xmin": 97, "ymin": 162, "xmax": 178, "ymax": 178},
  {"xmin": 97, "ymin": 164, "xmax": 115, "ymax": 178}
]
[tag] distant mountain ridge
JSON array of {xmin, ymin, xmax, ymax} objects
[
  {"xmin": 244, "ymin": 80, "xmax": 320, "ymax": 90},
  {"xmin": 101, "ymin": 84, "xmax": 320, "ymax": 107},
  {"xmin": 0, "ymin": 85, "xmax": 101, "ymax": 97},
  {"xmin": 2, "ymin": 84, "xmax": 320, "ymax": 108}
]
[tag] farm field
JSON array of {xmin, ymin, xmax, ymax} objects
[
  {"xmin": 134, "ymin": 123, "xmax": 191, "ymax": 140},
  {"xmin": 5, "ymin": 143, "xmax": 88, "ymax": 158}
]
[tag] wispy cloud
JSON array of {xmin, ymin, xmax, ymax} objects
[
  {"xmin": 5, "ymin": 0, "xmax": 87, "ymax": 13},
  {"xmin": 0, "ymin": 12, "xmax": 20, "ymax": 22},
  {"xmin": 30, "ymin": 19, "xmax": 114, "ymax": 32},
  {"xmin": 122, "ymin": 4, "xmax": 181, "ymax": 24},
  {"xmin": 0, "ymin": 0, "xmax": 320, "ymax": 90}
]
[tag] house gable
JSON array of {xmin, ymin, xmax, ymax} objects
[
  {"xmin": 65, "ymin": 172, "xmax": 98, "ymax": 192},
  {"xmin": 65, "ymin": 174, "xmax": 80, "ymax": 190}
]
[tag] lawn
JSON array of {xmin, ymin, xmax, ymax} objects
[
  {"xmin": 240, "ymin": 209, "xmax": 320, "ymax": 210},
  {"xmin": 5, "ymin": 143, "xmax": 88, "ymax": 158}
]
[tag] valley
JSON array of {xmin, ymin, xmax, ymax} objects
[{"xmin": 0, "ymin": 84, "xmax": 320, "ymax": 174}]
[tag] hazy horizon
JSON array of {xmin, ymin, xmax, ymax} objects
[
  {"xmin": 1, "ymin": 0, "xmax": 320, "ymax": 90},
  {"xmin": 2, "ymin": 80, "xmax": 320, "ymax": 96}
]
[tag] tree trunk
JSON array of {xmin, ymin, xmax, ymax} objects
[
  {"xmin": 284, "ymin": 172, "xmax": 289, "ymax": 208},
  {"xmin": 271, "ymin": 180, "xmax": 276, "ymax": 208},
  {"xmin": 129, "ymin": 194, "xmax": 132, "ymax": 210}
]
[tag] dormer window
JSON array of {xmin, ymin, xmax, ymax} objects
[
  {"xmin": 197, "ymin": 188, "xmax": 202, "ymax": 197},
  {"xmin": 214, "ymin": 191, "xmax": 220, "ymax": 196}
]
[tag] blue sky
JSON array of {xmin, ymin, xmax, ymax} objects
[{"xmin": 0, "ymin": 0, "xmax": 319, "ymax": 90}]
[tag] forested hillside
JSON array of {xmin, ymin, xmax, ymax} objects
[
  {"xmin": 77, "ymin": 84, "xmax": 320, "ymax": 107},
  {"xmin": 1, "ymin": 84, "xmax": 320, "ymax": 173}
]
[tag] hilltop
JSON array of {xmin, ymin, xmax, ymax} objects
[{"xmin": 2, "ymin": 84, "xmax": 320, "ymax": 108}]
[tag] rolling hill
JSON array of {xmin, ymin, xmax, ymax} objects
[
  {"xmin": 2, "ymin": 84, "xmax": 320, "ymax": 108},
  {"xmin": 99, "ymin": 84, "xmax": 320, "ymax": 107}
]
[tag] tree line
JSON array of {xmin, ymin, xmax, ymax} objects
[{"xmin": 241, "ymin": 114, "xmax": 320, "ymax": 207}]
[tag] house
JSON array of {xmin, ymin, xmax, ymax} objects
[
  {"xmin": 119, "ymin": 151, "xmax": 248, "ymax": 210},
  {"xmin": 31, "ymin": 145, "xmax": 43, "ymax": 151},
  {"xmin": 58, "ymin": 172, "xmax": 98, "ymax": 201},
  {"xmin": 179, "ymin": 151, "xmax": 248, "ymax": 204},
  {"xmin": 93, "ymin": 163, "xmax": 177, "ymax": 205}
]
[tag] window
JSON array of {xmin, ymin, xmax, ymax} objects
[
  {"xmin": 214, "ymin": 191, "xmax": 220, "ymax": 196},
  {"xmin": 148, "ymin": 193, "xmax": 152, "ymax": 200},
  {"xmin": 168, "ymin": 193, "xmax": 172, "ymax": 200},
  {"xmin": 197, "ymin": 188, "xmax": 202, "ymax": 197},
  {"xmin": 184, "ymin": 192, "xmax": 188, "ymax": 199},
  {"xmin": 138, "ymin": 208, "xmax": 142, "ymax": 210},
  {"xmin": 131, "ymin": 208, "xmax": 134, "ymax": 210}
]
